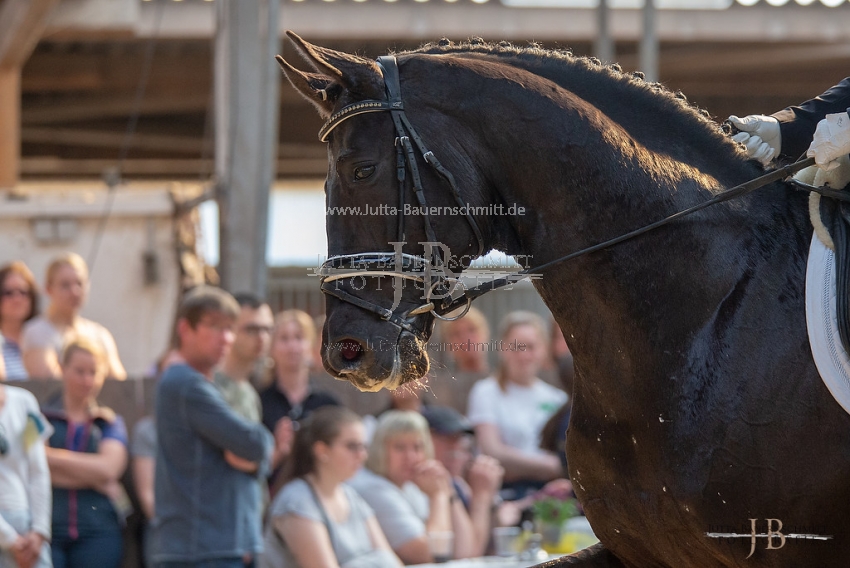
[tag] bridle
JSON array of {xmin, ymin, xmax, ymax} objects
[
  {"xmin": 316, "ymin": 54, "xmax": 821, "ymax": 339},
  {"xmin": 316, "ymin": 55, "xmax": 485, "ymax": 339}
]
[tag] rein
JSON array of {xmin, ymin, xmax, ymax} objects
[
  {"xmin": 317, "ymin": 53, "xmax": 819, "ymax": 330},
  {"xmin": 438, "ymin": 156, "xmax": 817, "ymax": 314}
]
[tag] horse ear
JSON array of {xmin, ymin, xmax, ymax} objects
[
  {"xmin": 276, "ymin": 55, "xmax": 341, "ymax": 117},
  {"xmin": 285, "ymin": 31, "xmax": 384, "ymax": 100}
]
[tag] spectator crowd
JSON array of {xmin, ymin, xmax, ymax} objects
[{"xmin": 0, "ymin": 254, "xmax": 577, "ymax": 568}]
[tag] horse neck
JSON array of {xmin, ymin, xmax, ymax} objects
[{"xmin": 448, "ymin": 73, "xmax": 798, "ymax": 407}]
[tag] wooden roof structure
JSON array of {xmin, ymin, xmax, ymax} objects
[{"xmin": 5, "ymin": 0, "xmax": 850, "ymax": 181}]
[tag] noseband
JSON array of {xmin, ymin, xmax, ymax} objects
[{"xmin": 316, "ymin": 56, "xmax": 485, "ymax": 338}]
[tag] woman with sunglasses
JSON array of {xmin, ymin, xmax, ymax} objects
[
  {"xmin": 0, "ymin": 381, "xmax": 53, "ymax": 568},
  {"xmin": 0, "ymin": 262, "xmax": 40, "ymax": 381},
  {"xmin": 261, "ymin": 406, "xmax": 401, "ymax": 568}
]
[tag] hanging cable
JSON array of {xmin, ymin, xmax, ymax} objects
[{"xmin": 88, "ymin": 0, "xmax": 165, "ymax": 273}]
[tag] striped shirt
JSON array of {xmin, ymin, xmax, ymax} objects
[{"xmin": 1, "ymin": 334, "xmax": 28, "ymax": 381}]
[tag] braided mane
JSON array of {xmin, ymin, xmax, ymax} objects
[{"xmin": 400, "ymin": 38, "xmax": 748, "ymax": 166}]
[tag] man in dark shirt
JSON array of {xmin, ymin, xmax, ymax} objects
[{"xmin": 259, "ymin": 384, "xmax": 340, "ymax": 434}]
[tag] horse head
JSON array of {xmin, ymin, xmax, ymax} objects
[{"xmin": 278, "ymin": 32, "xmax": 492, "ymax": 391}]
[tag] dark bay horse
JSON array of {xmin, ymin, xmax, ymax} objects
[{"xmin": 277, "ymin": 32, "xmax": 850, "ymax": 566}]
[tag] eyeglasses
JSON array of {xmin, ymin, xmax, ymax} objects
[
  {"xmin": 0, "ymin": 288, "xmax": 29, "ymax": 299},
  {"xmin": 198, "ymin": 320, "xmax": 235, "ymax": 334},
  {"xmin": 242, "ymin": 324, "xmax": 272, "ymax": 336},
  {"xmin": 0, "ymin": 425, "xmax": 8, "ymax": 456}
]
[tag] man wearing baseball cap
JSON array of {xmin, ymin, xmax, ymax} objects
[{"xmin": 421, "ymin": 406, "xmax": 504, "ymax": 557}]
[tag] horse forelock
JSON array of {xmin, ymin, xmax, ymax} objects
[{"xmin": 397, "ymin": 40, "xmax": 751, "ymax": 171}]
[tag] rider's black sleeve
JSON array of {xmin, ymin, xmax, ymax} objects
[{"xmin": 771, "ymin": 77, "xmax": 850, "ymax": 160}]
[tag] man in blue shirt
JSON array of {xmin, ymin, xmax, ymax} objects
[{"xmin": 152, "ymin": 286, "xmax": 274, "ymax": 568}]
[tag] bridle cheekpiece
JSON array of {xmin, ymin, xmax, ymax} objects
[{"xmin": 316, "ymin": 56, "xmax": 485, "ymax": 338}]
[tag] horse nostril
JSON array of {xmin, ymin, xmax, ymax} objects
[{"xmin": 339, "ymin": 339, "xmax": 363, "ymax": 361}]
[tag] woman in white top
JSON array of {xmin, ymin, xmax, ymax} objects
[
  {"xmin": 467, "ymin": 311, "xmax": 568, "ymax": 499},
  {"xmin": 349, "ymin": 410, "xmax": 477, "ymax": 565},
  {"xmin": 263, "ymin": 406, "xmax": 401, "ymax": 568},
  {"xmin": 0, "ymin": 382, "xmax": 54, "ymax": 568},
  {"xmin": 21, "ymin": 253, "xmax": 126, "ymax": 381}
]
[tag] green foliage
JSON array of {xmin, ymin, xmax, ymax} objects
[{"xmin": 531, "ymin": 496, "xmax": 579, "ymax": 526}]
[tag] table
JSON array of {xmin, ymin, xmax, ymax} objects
[{"xmin": 410, "ymin": 554, "xmax": 564, "ymax": 568}]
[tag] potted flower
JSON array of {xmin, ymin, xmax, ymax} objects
[{"xmin": 530, "ymin": 492, "xmax": 579, "ymax": 553}]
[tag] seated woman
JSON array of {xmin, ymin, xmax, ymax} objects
[
  {"xmin": 467, "ymin": 311, "xmax": 568, "ymax": 500},
  {"xmin": 0, "ymin": 382, "xmax": 53, "ymax": 568},
  {"xmin": 349, "ymin": 410, "xmax": 477, "ymax": 565},
  {"xmin": 22, "ymin": 253, "xmax": 126, "ymax": 380},
  {"xmin": 43, "ymin": 338, "xmax": 129, "ymax": 568},
  {"xmin": 262, "ymin": 406, "xmax": 401, "ymax": 568},
  {"xmin": 0, "ymin": 261, "xmax": 40, "ymax": 381}
]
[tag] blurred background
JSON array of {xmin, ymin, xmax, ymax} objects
[{"xmin": 1, "ymin": 0, "xmax": 849, "ymax": 376}]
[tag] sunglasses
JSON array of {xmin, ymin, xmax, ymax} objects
[{"xmin": 0, "ymin": 425, "xmax": 8, "ymax": 456}]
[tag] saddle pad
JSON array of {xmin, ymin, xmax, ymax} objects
[{"xmin": 806, "ymin": 234, "xmax": 850, "ymax": 415}]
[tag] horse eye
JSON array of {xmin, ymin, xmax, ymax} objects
[{"xmin": 353, "ymin": 165, "xmax": 376, "ymax": 181}]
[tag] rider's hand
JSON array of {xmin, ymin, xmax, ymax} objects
[
  {"xmin": 728, "ymin": 114, "xmax": 781, "ymax": 165},
  {"xmin": 807, "ymin": 112, "xmax": 850, "ymax": 172}
]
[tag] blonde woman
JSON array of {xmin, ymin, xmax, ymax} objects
[
  {"xmin": 43, "ymin": 338, "xmax": 128, "ymax": 568},
  {"xmin": 260, "ymin": 310, "xmax": 339, "ymax": 479},
  {"xmin": 467, "ymin": 311, "xmax": 568, "ymax": 499},
  {"xmin": 441, "ymin": 307, "xmax": 491, "ymax": 375},
  {"xmin": 348, "ymin": 410, "xmax": 476, "ymax": 565},
  {"xmin": 21, "ymin": 253, "xmax": 125, "ymax": 380},
  {"xmin": 262, "ymin": 406, "xmax": 401, "ymax": 568}
]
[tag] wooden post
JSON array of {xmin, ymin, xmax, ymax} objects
[
  {"xmin": 640, "ymin": 0, "xmax": 659, "ymax": 82},
  {"xmin": 215, "ymin": 0, "xmax": 281, "ymax": 297},
  {"xmin": 0, "ymin": 68, "xmax": 20, "ymax": 189},
  {"xmin": 0, "ymin": 0, "xmax": 61, "ymax": 189},
  {"xmin": 595, "ymin": 0, "xmax": 614, "ymax": 64}
]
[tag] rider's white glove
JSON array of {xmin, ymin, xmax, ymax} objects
[
  {"xmin": 807, "ymin": 112, "xmax": 850, "ymax": 172},
  {"xmin": 728, "ymin": 114, "xmax": 782, "ymax": 166}
]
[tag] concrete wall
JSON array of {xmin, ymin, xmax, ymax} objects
[{"xmin": 0, "ymin": 182, "xmax": 182, "ymax": 376}]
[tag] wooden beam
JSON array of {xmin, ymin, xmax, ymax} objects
[
  {"xmin": 123, "ymin": 2, "xmax": 850, "ymax": 43},
  {"xmin": 0, "ymin": 68, "xmax": 20, "ymax": 188},
  {"xmin": 0, "ymin": 0, "xmax": 61, "ymax": 69},
  {"xmin": 20, "ymin": 126, "xmax": 327, "ymax": 159},
  {"xmin": 20, "ymin": 157, "xmax": 327, "ymax": 177},
  {"xmin": 23, "ymin": 92, "xmax": 210, "ymax": 124},
  {"xmin": 22, "ymin": 44, "xmax": 213, "ymax": 94},
  {"xmin": 21, "ymin": 126, "xmax": 206, "ymax": 154},
  {"xmin": 657, "ymin": 43, "xmax": 850, "ymax": 77}
]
